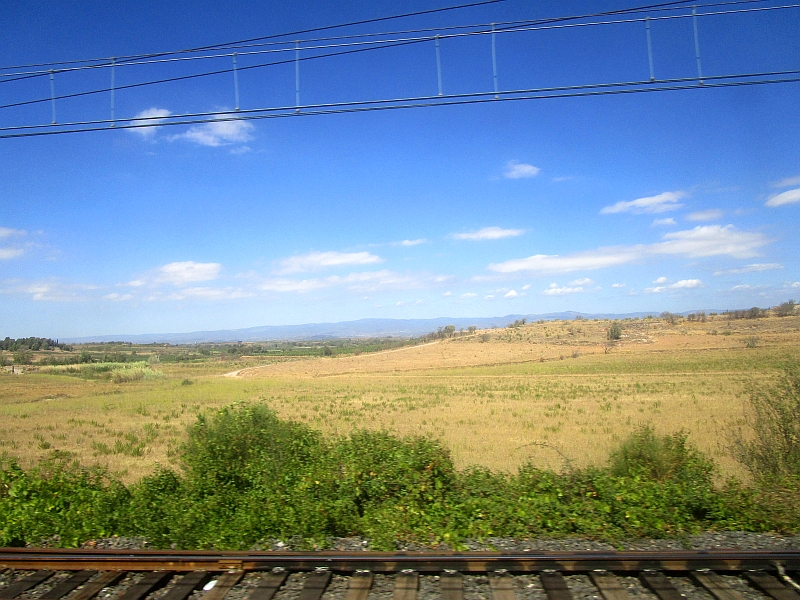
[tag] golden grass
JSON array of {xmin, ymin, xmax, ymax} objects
[{"xmin": 1, "ymin": 315, "xmax": 799, "ymax": 483}]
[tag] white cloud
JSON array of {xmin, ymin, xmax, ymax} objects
[
  {"xmin": 277, "ymin": 251, "xmax": 382, "ymax": 274},
  {"xmin": 766, "ymin": 188, "xmax": 800, "ymax": 207},
  {"xmin": 260, "ymin": 278, "xmax": 330, "ymax": 293},
  {"xmin": 771, "ymin": 176, "xmax": 800, "ymax": 188},
  {"xmin": 731, "ymin": 284, "xmax": 752, "ymax": 291},
  {"xmin": 156, "ymin": 261, "xmax": 221, "ymax": 285},
  {"xmin": 396, "ymin": 300, "xmax": 406, "ymax": 306},
  {"xmin": 166, "ymin": 286, "xmax": 253, "ymax": 300},
  {"xmin": 503, "ymin": 160, "xmax": 540, "ymax": 179},
  {"xmin": 0, "ymin": 248, "xmax": 24, "ymax": 260},
  {"xmin": 461, "ymin": 292, "xmax": 477, "ymax": 298},
  {"xmin": 600, "ymin": 191, "xmax": 685, "ymax": 215},
  {"xmin": 488, "ymin": 225, "xmax": 768, "ymax": 276},
  {"xmin": 122, "ymin": 279, "xmax": 146, "ymax": 287},
  {"xmin": 686, "ymin": 209, "xmax": 723, "ymax": 221},
  {"xmin": 0, "ymin": 227, "xmax": 26, "ymax": 239},
  {"xmin": 652, "ymin": 218, "xmax": 676, "ymax": 227},
  {"xmin": 442, "ymin": 291, "xmax": 453, "ymax": 296},
  {"xmin": 670, "ymin": 279, "xmax": 703, "ymax": 289},
  {"xmin": 504, "ymin": 289, "xmax": 519, "ymax": 298},
  {"xmin": 452, "ymin": 227, "xmax": 524, "ymax": 241},
  {"xmin": 103, "ymin": 293, "xmax": 133, "ymax": 302},
  {"xmin": 570, "ymin": 278, "xmax": 594, "ymax": 286},
  {"xmin": 521, "ymin": 284, "xmax": 531, "ymax": 290},
  {"xmin": 130, "ymin": 108, "xmax": 172, "ymax": 138},
  {"xmin": 645, "ymin": 279, "xmax": 703, "ymax": 293},
  {"xmin": 399, "ymin": 239, "xmax": 426, "ymax": 246},
  {"xmin": 789, "ymin": 282, "xmax": 800, "ymax": 288},
  {"xmin": 612, "ymin": 283, "xmax": 626, "ymax": 288},
  {"xmin": 171, "ymin": 116, "xmax": 254, "ymax": 147},
  {"xmin": 713, "ymin": 263, "xmax": 783, "ymax": 276},
  {"xmin": 552, "ymin": 176, "xmax": 572, "ymax": 182},
  {"xmin": 543, "ymin": 283, "xmax": 583, "ymax": 295},
  {"xmin": 484, "ymin": 294, "xmax": 495, "ymax": 300}
]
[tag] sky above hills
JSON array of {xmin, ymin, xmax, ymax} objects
[{"xmin": 1, "ymin": 0, "xmax": 799, "ymax": 338}]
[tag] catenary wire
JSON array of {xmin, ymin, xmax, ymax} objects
[
  {"xmin": 0, "ymin": 0, "xmax": 732, "ymax": 79},
  {"xmin": 1, "ymin": 2, "xmax": 796, "ymax": 110},
  {"xmin": 1, "ymin": 70, "xmax": 797, "ymax": 139}
]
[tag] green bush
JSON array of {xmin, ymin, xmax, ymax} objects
[
  {"xmin": 731, "ymin": 361, "xmax": 800, "ymax": 480},
  {"xmin": 2, "ymin": 404, "xmax": 799, "ymax": 548}
]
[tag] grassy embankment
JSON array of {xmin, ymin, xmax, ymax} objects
[{"xmin": 1, "ymin": 315, "xmax": 799, "ymax": 482}]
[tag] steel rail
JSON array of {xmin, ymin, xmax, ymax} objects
[{"xmin": 1, "ymin": 548, "xmax": 799, "ymax": 573}]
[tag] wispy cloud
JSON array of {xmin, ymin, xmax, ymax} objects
[
  {"xmin": 645, "ymin": 279, "xmax": 703, "ymax": 293},
  {"xmin": 611, "ymin": 283, "xmax": 626, "ymax": 288},
  {"xmin": 713, "ymin": 263, "xmax": 783, "ymax": 276},
  {"xmin": 461, "ymin": 292, "xmax": 477, "ymax": 298},
  {"xmin": 503, "ymin": 160, "xmax": 540, "ymax": 179},
  {"xmin": 652, "ymin": 218, "xmax": 676, "ymax": 227},
  {"xmin": 452, "ymin": 227, "xmax": 524, "ymax": 241},
  {"xmin": 155, "ymin": 261, "xmax": 222, "ymax": 285},
  {"xmin": 766, "ymin": 188, "xmax": 800, "ymax": 207},
  {"xmin": 0, "ymin": 227, "xmax": 26, "ymax": 239},
  {"xmin": 504, "ymin": 289, "xmax": 519, "ymax": 298},
  {"xmin": 103, "ymin": 293, "xmax": 133, "ymax": 302},
  {"xmin": 165, "ymin": 286, "xmax": 253, "ymax": 300},
  {"xmin": 276, "ymin": 251, "xmax": 382, "ymax": 274},
  {"xmin": 0, "ymin": 248, "xmax": 24, "ymax": 260},
  {"xmin": 398, "ymin": 238, "xmax": 426, "ymax": 246},
  {"xmin": 771, "ymin": 176, "xmax": 800, "ymax": 188},
  {"xmin": 1, "ymin": 280, "xmax": 98, "ymax": 302},
  {"xmin": 130, "ymin": 108, "xmax": 172, "ymax": 138},
  {"xmin": 261, "ymin": 269, "xmax": 441, "ymax": 294},
  {"xmin": 442, "ymin": 291, "xmax": 453, "ymax": 296},
  {"xmin": 600, "ymin": 191, "xmax": 685, "ymax": 215},
  {"xmin": 488, "ymin": 225, "xmax": 768, "ymax": 275},
  {"xmin": 543, "ymin": 283, "xmax": 584, "ymax": 295},
  {"xmin": 570, "ymin": 278, "xmax": 594, "ymax": 286},
  {"xmin": 171, "ymin": 116, "xmax": 254, "ymax": 147},
  {"xmin": 686, "ymin": 209, "xmax": 723, "ymax": 221}
]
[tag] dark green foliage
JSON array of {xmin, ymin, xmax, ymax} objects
[
  {"xmin": 607, "ymin": 322, "xmax": 622, "ymax": 340},
  {"xmin": 2, "ymin": 406, "xmax": 799, "ymax": 549},
  {"xmin": 731, "ymin": 361, "xmax": 800, "ymax": 480},
  {"xmin": 775, "ymin": 300, "xmax": 797, "ymax": 317},
  {"xmin": 0, "ymin": 452, "xmax": 130, "ymax": 547},
  {"xmin": 0, "ymin": 337, "xmax": 72, "ymax": 352}
]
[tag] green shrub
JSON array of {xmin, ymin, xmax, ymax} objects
[{"xmin": 731, "ymin": 361, "xmax": 800, "ymax": 480}]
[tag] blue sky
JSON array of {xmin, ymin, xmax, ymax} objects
[{"xmin": 1, "ymin": 0, "xmax": 799, "ymax": 338}]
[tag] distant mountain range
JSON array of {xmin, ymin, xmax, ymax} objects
[{"xmin": 64, "ymin": 311, "xmax": 667, "ymax": 344}]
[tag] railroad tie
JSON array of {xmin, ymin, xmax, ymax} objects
[
  {"xmin": 69, "ymin": 571, "xmax": 127, "ymax": 600},
  {"xmin": 204, "ymin": 570, "xmax": 245, "ymax": 600},
  {"xmin": 691, "ymin": 570, "xmax": 746, "ymax": 600},
  {"xmin": 116, "ymin": 571, "xmax": 174, "ymax": 600},
  {"xmin": 344, "ymin": 570, "xmax": 373, "ymax": 600},
  {"xmin": 639, "ymin": 570, "xmax": 683, "ymax": 600},
  {"xmin": 540, "ymin": 570, "xmax": 573, "ymax": 600},
  {"xmin": 161, "ymin": 571, "xmax": 212, "ymax": 600},
  {"xmin": 0, "ymin": 570, "xmax": 55, "ymax": 599},
  {"xmin": 39, "ymin": 570, "xmax": 97, "ymax": 600},
  {"xmin": 745, "ymin": 571, "xmax": 800, "ymax": 600},
  {"xmin": 488, "ymin": 570, "xmax": 516, "ymax": 600},
  {"xmin": 298, "ymin": 569, "xmax": 332, "ymax": 600},
  {"xmin": 394, "ymin": 570, "xmax": 419, "ymax": 600},
  {"xmin": 589, "ymin": 570, "xmax": 630, "ymax": 600},
  {"xmin": 246, "ymin": 568, "xmax": 288, "ymax": 600},
  {"xmin": 441, "ymin": 571, "xmax": 463, "ymax": 600}
]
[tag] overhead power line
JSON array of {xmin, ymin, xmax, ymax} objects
[
  {"xmin": 2, "ymin": 70, "xmax": 797, "ymax": 139},
  {"xmin": 1, "ymin": 1, "xmax": 795, "ymax": 111}
]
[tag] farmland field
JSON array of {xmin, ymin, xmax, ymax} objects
[{"xmin": 2, "ymin": 314, "xmax": 799, "ymax": 483}]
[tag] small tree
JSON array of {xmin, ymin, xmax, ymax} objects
[
  {"xmin": 607, "ymin": 321, "xmax": 622, "ymax": 340},
  {"xmin": 776, "ymin": 300, "xmax": 797, "ymax": 317}
]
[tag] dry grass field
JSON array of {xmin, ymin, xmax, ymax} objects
[{"xmin": 1, "ymin": 314, "xmax": 799, "ymax": 483}]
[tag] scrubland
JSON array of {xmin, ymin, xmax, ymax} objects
[{"xmin": 2, "ymin": 314, "xmax": 799, "ymax": 483}]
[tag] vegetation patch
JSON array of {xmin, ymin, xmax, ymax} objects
[{"xmin": 2, "ymin": 362, "xmax": 799, "ymax": 549}]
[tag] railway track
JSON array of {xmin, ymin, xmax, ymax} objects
[{"xmin": 1, "ymin": 549, "xmax": 798, "ymax": 600}]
